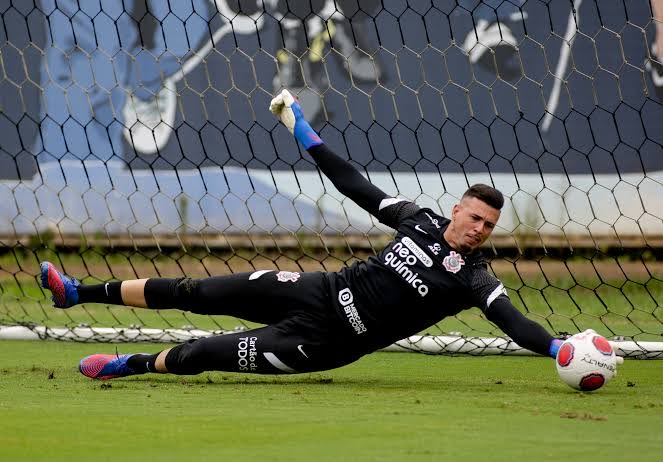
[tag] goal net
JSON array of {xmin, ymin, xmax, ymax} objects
[{"xmin": 1, "ymin": 0, "xmax": 662, "ymax": 358}]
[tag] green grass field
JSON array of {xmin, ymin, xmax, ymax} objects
[{"xmin": 1, "ymin": 340, "xmax": 662, "ymax": 461}]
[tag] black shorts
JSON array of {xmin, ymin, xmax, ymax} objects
[{"xmin": 148, "ymin": 270, "xmax": 366, "ymax": 375}]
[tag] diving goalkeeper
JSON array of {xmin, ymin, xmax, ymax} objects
[{"xmin": 40, "ymin": 89, "xmax": 563, "ymax": 380}]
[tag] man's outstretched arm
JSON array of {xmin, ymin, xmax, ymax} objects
[
  {"xmin": 269, "ymin": 89, "xmax": 389, "ymax": 217},
  {"xmin": 306, "ymin": 144, "xmax": 388, "ymax": 216},
  {"xmin": 485, "ymin": 297, "xmax": 562, "ymax": 358}
]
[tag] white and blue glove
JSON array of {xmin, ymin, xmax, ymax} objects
[
  {"xmin": 269, "ymin": 89, "xmax": 323, "ymax": 149},
  {"xmin": 549, "ymin": 338, "xmax": 563, "ymax": 358}
]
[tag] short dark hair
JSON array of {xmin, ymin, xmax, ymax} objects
[{"xmin": 462, "ymin": 184, "xmax": 504, "ymax": 210}]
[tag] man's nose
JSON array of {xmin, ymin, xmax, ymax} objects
[{"xmin": 475, "ymin": 222, "xmax": 484, "ymax": 234}]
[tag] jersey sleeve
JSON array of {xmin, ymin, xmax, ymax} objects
[
  {"xmin": 306, "ymin": 144, "xmax": 389, "ymax": 217},
  {"xmin": 484, "ymin": 297, "xmax": 555, "ymax": 356},
  {"xmin": 470, "ymin": 266, "xmax": 508, "ymax": 312},
  {"xmin": 306, "ymin": 144, "xmax": 422, "ymax": 229},
  {"xmin": 471, "ymin": 266, "xmax": 554, "ymax": 356}
]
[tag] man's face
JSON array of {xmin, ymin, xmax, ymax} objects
[{"xmin": 449, "ymin": 196, "xmax": 500, "ymax": 253}]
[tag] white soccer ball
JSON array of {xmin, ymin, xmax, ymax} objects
[{"xmin": 555, "ymin": 330, "xmax": 619, "ymax": 391}]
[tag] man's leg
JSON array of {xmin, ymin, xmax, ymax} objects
[
  {"xmin": 79, "ymin": 322, "xmax": 362, "ymax": 379},
  {"xmin": 144, "ymin": 270, "xmax": 331, "ymax": 325},
  {"xmin": 77, "ymin": 347, "xmax": 169, "ymax": 380},
  {"xmin": 121, "ymin": 280, "xmax": 149, "ymax": 307},
  {"xmin": 41, "ymin": 262, "xmax": 354, "ymax": 379},
  {"xmin": 40, "ymin": 261, "xmax": 147, "ymax": 308},
  {"xmin": 41, "ymin": 262, "xmax": 329, "ymax": 325}
]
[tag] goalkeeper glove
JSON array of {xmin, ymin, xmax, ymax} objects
[
  {"xmin": 549, "ymin": 338, "xmax": 563, "ymax": 358},
  {"xmin": 269, "ymin": 89, "xmax": 323, "ymax": 149}
]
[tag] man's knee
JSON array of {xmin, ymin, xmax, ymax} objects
[
  {"xmin": 144, "ymin": 277, "xmax": 199, "ymax": 310},
  {"xmin": 164, "ymin": 339, "xmax": 206, "ymax": 375},
  {"xmin": 165, "ymin": 335, "xmax": 251, "ymax": 375}
]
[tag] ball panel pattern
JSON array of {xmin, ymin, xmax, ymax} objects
[
  {"xmin": 592, "ymin": 335, "xmax": 613, "ymax": 356},
  {"xmin": 580, "ymin": 373, "xmax": 605, "ymax": 391},
  {"xmin": 557, "ymin": 342, "xmax": 575, "ymax": 367}
]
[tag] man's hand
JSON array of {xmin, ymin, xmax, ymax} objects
[
  {"xmin": 269, "ymin": 89, "xmax": 323, "ymax": 149},
  {"xmin": 269, "ymin": 89, "xmax": 298, "ymax": 133}
]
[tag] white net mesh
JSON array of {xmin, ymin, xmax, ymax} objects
[{"xmin": 1, "ymin": 0, "xmax": 662, "ymax": 357}]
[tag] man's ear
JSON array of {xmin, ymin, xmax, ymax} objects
[{"xmin": 451, "ymin": 203, "xmax": 460, "ymax": 219}]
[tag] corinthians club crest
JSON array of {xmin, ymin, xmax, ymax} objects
[
  {"xmin": 442, "ymin": 251, "xmax": 465, "ymax": 274},
  {"xmin": 276, "ymin": 271, "xmax": 301, "ymax": 283}
]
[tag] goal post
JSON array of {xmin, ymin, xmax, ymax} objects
[{"xmin": 1, "ymin": 1, "xmax": 663, "ymax": 358}]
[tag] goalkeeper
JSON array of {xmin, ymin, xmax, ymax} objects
[{"xmin": 40, "ymin": 89, "xmax": 563, "ymax": 380}]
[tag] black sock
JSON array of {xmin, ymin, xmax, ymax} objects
[
  {"xmin": 77, "ymin": 282, "xmax": 123, "ymax": 305},
  {"xmin": 127, "ymin": 353, "xmax": 160, "ymax": 373}
]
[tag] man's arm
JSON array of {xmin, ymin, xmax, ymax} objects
[
  {"xmin": 305, "ymin": 143, "xmax": 388, "ymax": 216},
  {"xmin": 485, "ymin": 297, "xmax": 562, "ymax": 357},
  {"xmin": 270, "ymin": 89, "xmax": 411, "ymax": 222}
]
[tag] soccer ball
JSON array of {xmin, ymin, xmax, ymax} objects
[{"xmin": 555, "ymin": 330, "xmax": 619, "ymax": 391}]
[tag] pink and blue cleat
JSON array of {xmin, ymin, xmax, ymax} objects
[
  {"xmin": 79, "ymin": 354, "xmax": 138, "ymax": 380},
  {"xmin": 40, "ymin": 261, "xmax": 80, "ymax": 308}
]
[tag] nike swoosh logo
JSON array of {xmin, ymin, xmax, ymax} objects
[
  {"xmin": 249, "ymin": 270, "xmax": 273, "ymax": 280},
  {"xmin": 297, "ymin": 344, "xmax": 309, "ymax": 359},
  {"xmin": 414, "ymin": 225, "xmax": 428, "ymax": 234},
  {"xmin": 104, "ymin": 283, "xmax": 109, "ymax": 296}
]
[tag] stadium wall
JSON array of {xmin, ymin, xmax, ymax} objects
[{"xmin": 0, "ymin": 0, "xmax": 661, "ymax": 246}]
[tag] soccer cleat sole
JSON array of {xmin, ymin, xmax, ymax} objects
[
  {"xmin": 79, "ymin": 354, "xmax": 128, "ymax": 380},
  {"xmin": 41, "ymin": 262, "xmax": 66, "ymax": 307}
]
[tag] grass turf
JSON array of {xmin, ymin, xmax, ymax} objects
[{"xmin": 0, "ymin": 340, "xmax": 662, "ymax": 461}]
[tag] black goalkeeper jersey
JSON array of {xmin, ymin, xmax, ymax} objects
[
  {"xmin": 306, "ymin": 144, "xmax": 554, "ymax": 356},
  {"xmin": 326, "ymin": 204, "xmax": 506, "ymax": 348}
]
